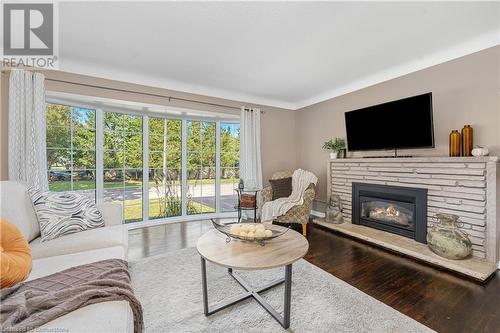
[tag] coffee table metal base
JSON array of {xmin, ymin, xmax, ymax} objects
[{"xmin": 200, "ymin": 257, "xmax": 292, "ymax": 329}]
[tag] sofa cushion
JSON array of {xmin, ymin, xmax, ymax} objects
[
  {"xmin": 27, "ymin": 246, "xmax": 126, "ymax": 281},
  {"xmin": 29, "ymin": 224, "xmax": 128, "ymax": 259},
  {"xmin": 30, "ymin": 190, "xmax": 104, "ymax": 242},
  {"xmin": 0, "ymin": 181, "xmax": 40, "ymax": 242},
  {"xmin": 269, "ymin": 177, "xmax": 292, "ymax": 200},
  {"xmin": 36, "ymin": 300, "xmax": 133, "ymax": 333},
  {"xmin": 0, "ymin": 219, "xmax": 32, "ymax": 288},
  {"xmin": 98, "ymin": 202, "xmax": 124, "ymax": 226},
  {"xmin": 28, "ymin": 247, "xmax": 132, "ymax": 333}
]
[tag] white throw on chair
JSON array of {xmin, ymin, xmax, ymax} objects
[{"xmin": 260, "ymin": 169, "xmax": 318, "ymax": 236}]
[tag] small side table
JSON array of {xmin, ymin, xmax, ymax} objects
[{"xmin": 235, "ymin": 188, "xmax": 261, "ymax": 223}]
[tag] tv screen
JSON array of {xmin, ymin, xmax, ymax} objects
[{"xmin": 344, "ymin": 93, "xmax": 434, "ymax": 151}]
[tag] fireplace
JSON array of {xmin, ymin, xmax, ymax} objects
[{"xmin": 352, "ymin": 183, "xmax": 427, "ymax": 243}]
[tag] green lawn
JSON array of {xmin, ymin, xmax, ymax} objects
[
  {"xmin": 48, "ymin": 178, "xmax": 226, "ymax": 223},
  {"xmin": 49, "ymin": 178, "xmax": 238, "ymax": 192},
  {"xmin": 123, "ymin": 197, "xmax": 213, "ymax": 222},
  {"xmin": 49, "ymin": 180, "xmax": 142, "ymax": 192}
]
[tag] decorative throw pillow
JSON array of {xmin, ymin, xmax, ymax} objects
[
  {"xmin": 0, "ymin": 218, "xmax": 32, "ymax": 288},
  {"xmin": 269, "ymin": 177, "xmax": 293, "ymax": 200},
  {"xmin": 30, "ymin": 190, "xmax": 104, "ymax": 242}
]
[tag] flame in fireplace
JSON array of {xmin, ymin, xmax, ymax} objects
[
  {"xmin": 368, "ymin": 204, "xmax": 410, "ymax": 225},
  {"xmin": 372, "ymin": 205, "xmax": 400, "ymax": 217}
]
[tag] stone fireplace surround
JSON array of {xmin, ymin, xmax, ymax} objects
[{"xmin": 316, "ymin": 156, "xmax": 498, "ymax": 281}]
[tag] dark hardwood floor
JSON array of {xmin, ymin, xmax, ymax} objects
[{"xmin": 129, "ymin": 220, "xmax": 500, "ymax": 333}]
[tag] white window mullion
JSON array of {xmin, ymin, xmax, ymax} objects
[
  {"xmin": 142, "ymin": 115, "xmax": 149, "ymax": 222},
  {"xmin": 96, "ymin": 109, "xmax": 104, "ymax": 203},
  {"xmin": 70, "ymin": 108, "xmax": 74, "ymax": 192},
  {"xmin": 215, "ymin": 121, "xmax": 221, "ymax": 213},
  {"xmin": 181, "ymin": 120, "xmax": 188, "ymax": 216}
]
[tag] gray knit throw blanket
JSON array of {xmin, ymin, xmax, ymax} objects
[{"xmin": 1, "ymin": 259, "xmax": 143, "ymax": 333}]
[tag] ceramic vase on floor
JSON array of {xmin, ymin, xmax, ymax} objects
[{"xmin": 427, "ymin": 213, "xmax": 472, "ymax": 260}]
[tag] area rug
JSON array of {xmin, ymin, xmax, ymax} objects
[{"xmin": 130, "ymin": 247, "xmax": 434, "ymax": 332}]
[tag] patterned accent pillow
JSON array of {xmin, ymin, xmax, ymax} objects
[
  {"xmin": 29, "ymin": 190, "xmax": 104, "ymax": 242},
  {"xmin": 269, "ymin": 177, "xmax": 293, "ymax": 200}
]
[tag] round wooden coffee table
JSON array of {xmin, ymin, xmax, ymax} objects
[{"xmin": 197, "ymin": 224, "xmax": 309, "ymax": 329}]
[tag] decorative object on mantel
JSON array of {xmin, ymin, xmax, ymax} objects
[
  {"xmin": 461, "ymin": 125, "xmax": 473, "ymax": 156},
  {"xmin": 323, "ymin": 137, "xmax": 346, "ymax": 159},
  {"xmin": 426, "ymin": 213, "xmax": 472, "ymax": 260},
  {"xmin": 326, "ymin": 194, "xmax": 344, "ymax": 224},
  {"xmin": 449, "ymin": 130, "xmax": 461, "ymax": 157},
  {"xmin": 471, "ymin": 146, "xmax": 489, "ymax": 157}
]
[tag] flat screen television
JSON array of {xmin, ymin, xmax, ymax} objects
[{"xmin": 344, "ymin": 93, "xmax": 434, "ymax": 152}]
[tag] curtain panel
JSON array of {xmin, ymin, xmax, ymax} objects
[
  {"xmin": 8, "ymin": 69, "xmax": 48, "ymax": 191},
  {"xmin": 239, "ymin": 106, "xmax": 263, "ymax": 192}
]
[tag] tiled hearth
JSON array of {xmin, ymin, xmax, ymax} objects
[{"xmin": 317, "ymin": 156, "xmax": 498, "ymax": 281}]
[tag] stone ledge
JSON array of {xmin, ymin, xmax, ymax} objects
[
  {"xmin": 329, "ymin": 156, "xmax": 498, "ymax": 163},
  {"xmin": 312, "ymin": 219, "xmax": 497, "ymax": 282}
]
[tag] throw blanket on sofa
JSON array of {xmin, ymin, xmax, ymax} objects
[
  {"xmin": 261, "ymin": 169, "xmax": 318, "ymax": 222},
  {"xmin": 0, "ymin": 259, "xmax": 144, "ymax": 333}
]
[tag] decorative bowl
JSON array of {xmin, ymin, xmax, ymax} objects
[{"xmin": 211, "ymin": 219, "xmax": 289, "ymax": 246}]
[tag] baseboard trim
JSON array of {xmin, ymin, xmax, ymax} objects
[{"xmin": 311, "ymin": 210, "xmax": 325, "ymax": 218}]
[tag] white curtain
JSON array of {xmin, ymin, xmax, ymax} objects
[
  {"xmin": 8, "ymin": 69, "xmax": 48, "ymax": 191},
  {"xmin": 240, "ymin": 106, "xmax": 262, "ymax": 191}
]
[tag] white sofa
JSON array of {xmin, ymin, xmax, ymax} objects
[{"xmin": 0, "ymin": 181, "xmax": 134, "ymax": 333}]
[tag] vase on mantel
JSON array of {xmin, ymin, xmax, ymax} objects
[
  {"xmin": 461, "ymin": 125, "xmax": 473, "ymax": 157},
  {"xmin": 426, "ymin": 213, "xmax": 472, "ymax": 260},
  {"xmin": 449, "ymin": 130, "xmax": 461, "ymax": 157}
]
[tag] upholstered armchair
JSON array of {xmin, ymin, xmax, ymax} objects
[{"xmin": 261, "ymin": 170, "xmax": 316, "ymax": 236}]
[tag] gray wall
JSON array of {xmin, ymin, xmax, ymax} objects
[{"xmin": 296, "ymin": 46, "xmax": 500, "ymax": 210}]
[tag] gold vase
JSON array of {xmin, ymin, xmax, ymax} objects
[
  {"xmin": 461, "ymin": 125, "xmax": 473, "ymax": 157},
  {"xmin": 449, "ymin": 130, "xmax": 461, "ymax": 157}
]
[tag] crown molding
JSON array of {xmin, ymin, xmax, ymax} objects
[
  {"xmin": 59, "ymin": 30, "xmax": 499, "ymax": 112},
  {"xmin": 57, "ymin": 59, "xmax": 298, "ymax": 110},
  {"xmin": 294, "ymin": 30, "xmax": 500, "ymax": 110}
]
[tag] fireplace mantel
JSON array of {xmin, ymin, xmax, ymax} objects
[
  {"xmin": 324, "ymin": 156, "xmax": 498, "ymax": 268},
  {"xmin": 329, "ymin": 156, "xmax": 498, "ymax": 163}
]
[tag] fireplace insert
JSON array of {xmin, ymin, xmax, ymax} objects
[{"xmin": 352, "ymin": 183, "xmax": 427, "ymax": 243}]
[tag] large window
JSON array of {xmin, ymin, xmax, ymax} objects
[
  {"xmin": 220, "ymin": 123, "xmax": 240, "ymax": 212},
  {"xmin": 46, "ymin": 101, "xmax": 239, "ymax": 224},
  {"xmin": 148, "ymin": 118, "xmax": 182, "ymax": 219},
  {"xmin": 187, "ymin": 121, "xmax": 216, "ymax": 214},
  {"xmin": 46, "ymin": 104, "xmax": 96, "ymax": 203},
  {"xmin": 103, "ymin": 112, "xmax": 143, "ymax": 223}
]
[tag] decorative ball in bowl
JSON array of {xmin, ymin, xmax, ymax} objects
[{"xmin": 211, "ymin": 219, "xmax": 289, "ymax": 246}]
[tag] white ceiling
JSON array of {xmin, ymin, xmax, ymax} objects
[{"xmin": 59, "ymin": 1, "xmax": 500, "ymax": 110}]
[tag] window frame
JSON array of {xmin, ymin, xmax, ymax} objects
[
  {"xmin": 101, "ymin": 109, "xmax": 145, "ymax": 223},
  {"xmin": 219, "ymin": 121, "xmax": 241, "ymax": 213},
  {"xmin": 46, "ymin": 96, "xmax": 240, "ymax": 227},
  {"xmin": 46, "ymin": 102, "xmax": 97, "ymax": 202}
]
